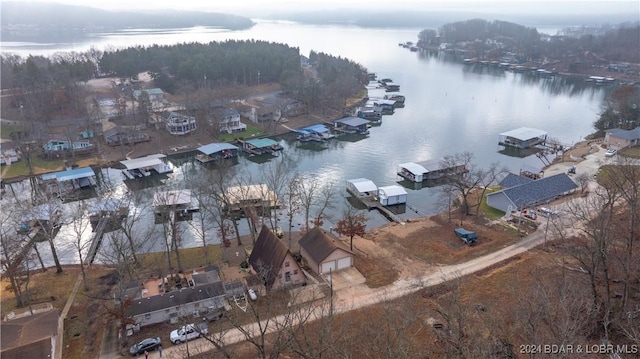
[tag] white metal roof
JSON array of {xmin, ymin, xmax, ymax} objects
[
  {"xmin": 153, "ymin": 189, "xmax": 192, "ymax": 207},
  {"xmin": 499, "ymin": 127, "xmax": 547, "ymax": 141},
  {"xmin": 398, "ymin": 162, "xmax": 427, "ymax": 175},
  {"xmin": 378, "ymin": 185, "xmax": 407, "ymax": 197},
  {"xmin": 346, "ymin": 178, "xmax": 378, "ymax": 193},
  {"xmin": 120, "ymin": 154, "xmax": 167, "ymax": 169}
]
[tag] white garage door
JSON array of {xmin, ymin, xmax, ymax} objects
[
  {"xmin": 337, "ymin": 257, "xmax": 352, "ymax": 270},
  {"xmin": 321, "ymin": 261, "xmax": 336, "ymax": 274}
]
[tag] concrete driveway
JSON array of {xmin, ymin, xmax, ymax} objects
[{"xmin": 328, "ymin": 267, "xmax": 366, "ymax": 291}]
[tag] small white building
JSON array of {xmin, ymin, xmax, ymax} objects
[
  {"xmin": 377, "ymin": 185, "xmax": 407, "ymax": 206},
  {"xmin": 346, "ymin": 178, "xmax": 378, "ymax": 198}
]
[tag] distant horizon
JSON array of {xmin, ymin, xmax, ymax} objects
[{"xmin": 4, "ymin": 0, "xmax": 638, "ymax": 18}]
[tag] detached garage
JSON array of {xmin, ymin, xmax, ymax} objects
[{"xmin": 299, "ymin": 227, "xmax": 354, "ymax": 275}]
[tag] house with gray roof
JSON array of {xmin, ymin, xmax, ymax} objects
[
  {"xmin": 486, "ymin": 173, "xmax": 578, "ymax": 213},
  {"xmin": 498, "ymin": 173, "xmax": 534, "ymax": 189},
  {"xmin": 124, "ymin": 267, "xmax": 228, "ymax": 329},
  {"xmin": 604, "ymin": 126, "xmax": 640, "ymax": 149},
  {"xmin": 1, "ymin": 309, "xmax": 59, "ymax": 359},
  {"xmin": 248, "ymin": 225, "xmax": 306, "ymax": 291},
  {"xmin": 299, "ymin": 227, "xmax": 354, "ymax": 275}
]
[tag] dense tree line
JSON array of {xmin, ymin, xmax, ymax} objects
[
  {"xmin": 422, "ymin": 19, "xmax": 639, "ymax": 65},
  {"xmin": 594, "ymin": 85, "xmax": 640, "ymax": 133}
]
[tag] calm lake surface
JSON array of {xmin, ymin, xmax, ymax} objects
[{"xmin": 1, "ymin": 21, "xmax": 610, "ymax": 262}]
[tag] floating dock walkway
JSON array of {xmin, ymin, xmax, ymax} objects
[
  {"xmin": 84, "ymin": 216, "xmax": 109, "ymax": 265},
  {"xmin": 347, "ymin": 191, "xmax": 404, "ymax": 224}
]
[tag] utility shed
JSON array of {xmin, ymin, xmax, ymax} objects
[
  {"xmin": 346, "ymin": 178, "xmax": 378, "ymax": 198},
  {"xmin": 377, "ymin": 185, "xmax": 407, "ymax": 206}
]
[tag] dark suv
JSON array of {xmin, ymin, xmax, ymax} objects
[{"xmin": 129, "ymin": 337, "xmax": 161, "ymax": 356}]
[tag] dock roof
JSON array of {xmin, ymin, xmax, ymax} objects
[
  {"xmin": 347, "ymin": 178, "xmax": 378, "ymax": 193},
  {"xmin": 398, "ymin": 162, "xmax": 427, "ymax": 175},
  {"xmin": 245, "ymin": 138, "xmax": 278, "ymax": 148},
  {"xmin": 300, "ymin": 124, "xmax": 330, "ymax": 134},
  {"xmin": 120, "ymin": 154, "xmax": 166, "ymax": 170},
  {"xmin": 41, "ymin": 167, "xmax": 95, "ymax": 182},
  {"xmin": 499, "ymin": 127, "xmax": 547, "ymax": 141},
  {"xmin": 153, "ymin": 189, "xmax": 192, "ymax": 208},
  {"xmin": 197, "ymin": 143, "xmax": 238, "ymax": 155},
  {"xmin": 335, "ymin": 117, "xmax": 369, "ymax": 127},
  {"xmin": 378, "ymin": 185, "xmax": 407, "ymax": 197}
]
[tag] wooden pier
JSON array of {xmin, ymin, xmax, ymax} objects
[
  {"xmin": 348, "ymin": 192, "xmax": 404, "ymax": 224},
  {"xmin": 84, "ymin": 216, "xmax": 109, "ymax": 265}
]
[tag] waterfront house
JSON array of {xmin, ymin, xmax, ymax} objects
[
  {"xmin": 196, "ymin": 143, "xmax": 238, "ymax": 163},
  {"xmin": 604, "ymin": 126, "xmax": 640, "ymax": 150},
  {"xmin": 124, "ymin": 267, "xmax": 228, "ymax": 330},
  {"xmin": 211, "ymin": 108, "xmax": 247, "ymax": 134},
  {"xmin": 1, "ymin": 309, "xmax": 59, "ymax": 359},
  {"xmin": 103, "ymin": 126, "xmax": 149, "ymax": 146},
  {"xmin": 486, "ymin": 173, "xmax": 578, "ymax": 213},
  {"xmin": 498, "ymin": 127, "xmax": 548, "ymax": 149},
  {"xmin": 282, "ymin": 100, "xmax": 306, "ymax": 117},
  {"xmin": 249, "ymin": 225, "xmax": 307, "ymax": 291},
  {"xmin": 333, "ymin": 117, "xmax": 370, "ymax": 135},
  {"xmin": 43, "ymin": 139, "xmax": 94, "ymax": 158},
  {"xmin": 299, "ymin": 227, "xmax": 354, "ymax": 275},
  {"xmin": 133, "ymin": 88, "xmax": 165, "ymax": 108},
  {"xmin": 165, "ymin": 112, "xmax": 197, "ymax": 136}
]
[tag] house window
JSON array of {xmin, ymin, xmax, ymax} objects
[
  {"xmin": 285, "ymin": 261, "xmax": 290, "ymax": 267},
  {"xmin": 285, "ymin": 272, "xmax": 291, "ymax": 282},
  {"xmin": 145, "ymin": 314, "xmax": 151, "ymax": 320}
]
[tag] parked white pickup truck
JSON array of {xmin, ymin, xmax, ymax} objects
[{"xmin": 170, "ymin": 323, "xmax": 208, "ymax": 344}]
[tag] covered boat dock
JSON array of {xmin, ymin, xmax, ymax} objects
[
  {"xmin": 120, "ymin": 154, "xmax": 172, "ymax": 179},
  {"xmin": 377, "ymin": 185, "xmax": 407, "ymax": 206},
  {"xmin": 296, "ymin": 124, "xmax": 335, "ymax": 142},
  {"xmin": 397, "ymin": 159, "xmax": 468, "ymax": 183},
  {"xmin": 196, "ymin": 143, "xmax": 238, "ymax": 163},
  {"xmin": 239, "ymin": 138, "xmax": 283, "ymax": 155},
  {"xmin": 153, "ymin": 189, "xmax": 199, "ymax": 223},
  {"xmin": 346, "ymin": 178, "xmax": 378, "ymax": 199},
  {"xmin": 334, "ymin": 117, "xmax": 370, "ymax": 135},
  {"xmin": 40, "ymin": 166, "xmax": 97, "ymax": 195},
  {"xmin": 498, "ymin": 127, "xmax": 548, "ymax": 149}
]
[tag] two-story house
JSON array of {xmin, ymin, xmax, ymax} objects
[{"xmin": 165, "ymin": 112, "xmax": 197, "ymax": 136}]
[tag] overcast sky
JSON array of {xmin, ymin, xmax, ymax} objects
[{"xmin": 19, "ymin": 0, "xmax": 640, "ymax": 16}]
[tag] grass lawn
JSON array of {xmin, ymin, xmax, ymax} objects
[
  {"xmin": 3, "ymin": 154, "xmax": 64, "ymax": 178},
  {"xmin": 620, "ymin": 146, "xmax": 640, "ymax": 159},
  {"xmin": 216, "ymin": 123, "xmax": 264, "ymax": 143},
  {"xmin": 0, "ymin": 124, "xmax": 26, "ymax": 140},
  {"xmin": 138, "ymin": 245, "xmax": 223, "ymax": 276},
  {"xmin": 478, "ymin": 187, "xmax": 506, "ymax": 220}
]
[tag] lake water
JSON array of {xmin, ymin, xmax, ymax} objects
[{"xmin": 1, "ymin": 21, "xmax": 609, "ymax": 264}]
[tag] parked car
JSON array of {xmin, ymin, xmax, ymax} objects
[
  {"xmin": 538, "ymin": 207, "xmax": 560, "ymax": 218},
  {"xmin": 453, "ymin": 228, "xmax": 477, "ymax": 245},
  {"xmin": 129, "ymin": 337, "xmax": 161, "ymax": 356},
  {"xmin": 202, "ymin": 308, "xmax": 224, "ymax": 322},
  {"xmin": 605, "ymin": 148, "xmax": 617, "ymax": 157},
  {"xmin": 170, "ymin": 323, "xmax": 208, "ymax": 344}
]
